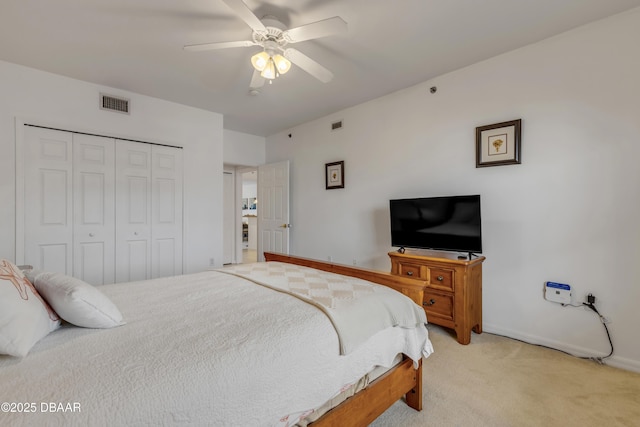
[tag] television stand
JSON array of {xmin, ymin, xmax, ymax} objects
[{"xmin": 389, "ymin": 251, "xmax": 485, "ymax": 345}]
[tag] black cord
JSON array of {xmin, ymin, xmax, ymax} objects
[
  {"xmin": 581, "ymin": 302, "xmax": 614, "ymax": 362},
  {"xmin": 486, "ymin": 302, "xmax": 613, "ymax": 365}
]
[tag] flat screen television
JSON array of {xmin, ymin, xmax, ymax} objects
[{"xmin": 389, "ymin": 195, "xmax": 482, "ymax": 255}]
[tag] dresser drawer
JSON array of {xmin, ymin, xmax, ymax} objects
[
  {"xmin": 422, "ymin": 290, "xmax": 454, "ymax": 322},
  {"xmin": 427, "ymin": 267, "xmax": 454, "ymax": 291},
  {"xmin": 394, "ymin": 261, "xmax": 425, "ymax": 280},
  {"xmin": 389, "ymin": 251, "xmax": 485, "ymax": 345}
]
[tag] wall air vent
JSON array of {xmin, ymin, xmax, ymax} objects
[
  {"xmin": 100, "ymin": 93, "xmax": 130, "ymax": 114},
  {"xmin": 331, "ymin": 120, "xmax": 343, "ymax": 131}
]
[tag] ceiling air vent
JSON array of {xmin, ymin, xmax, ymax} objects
[
  {"xmin": 331, "ymin": 120, "xmax": 343, "ymax": 131},
  {"xmin": 100, "ymin": 93, "xmax": 130, "ymax": 114}
]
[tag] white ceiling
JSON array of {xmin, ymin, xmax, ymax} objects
[{"xmin": 2, "ymin": 0, "xmax": 639, "ymax": 137}]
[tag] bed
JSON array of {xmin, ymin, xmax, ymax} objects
[{"xmin": 0, "ymin": 252, "xmax": 433, "ymax": 426}]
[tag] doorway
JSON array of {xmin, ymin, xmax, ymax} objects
[
  {"xmin": 222, "ymin": 162, "xmax": 289, "ymax": 264},
  {"xmin": 241, "ymin": 169, "xmax": 258, "ymax": 263}
]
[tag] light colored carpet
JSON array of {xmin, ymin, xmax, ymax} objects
[{"xmin": 371, "ymin": 325, "xmax": 640, "ymax": 427}]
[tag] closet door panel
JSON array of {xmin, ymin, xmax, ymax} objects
[
  {"xmin": 115, "ymin": 141, "xmax": 152, "ymax": 283},
  {"xmin": 73, "ymin": 134, "xmax": 115, "ymax": 285},
  {"xmin": 151, "ymin": 146, "xmax": 183, "ymax": 278},
  {"xmin": 23, "ymin": 126, "xmax": 73, "ymax": 274},
  {"xmin": 21, "ymin": 128, "xmax": 183, "ymax": 284}
]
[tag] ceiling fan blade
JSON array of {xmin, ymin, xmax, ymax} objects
[
  {"xmin": 249, "ymin": 70, "xmax": 265, "ymax": 89},
  {"xmin": 183, "ymin": 40, "xmax": 256, "ymax": 51},
  {"xmin": 284, "ymin": 48, "xmax": 334, "ymax": 83},
  {"xmin": 284, "ymin": 17, "xmax": 347, "ymax": 43},
  {"xmin": 221, "ymin": 0, "xmax": 266, "ymax": 32}
]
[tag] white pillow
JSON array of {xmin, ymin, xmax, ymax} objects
[
  {"xmin": 0, "ymin": 259, "xmax": 61, "ymax": 357},
  {"xmin": 26, "ymin": 271, "xmax": 124, "ymax": 329}
]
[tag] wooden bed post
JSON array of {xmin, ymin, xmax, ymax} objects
[{"xmin": 405, "ymin": 358, "xmax": 423, "ymax": 411}]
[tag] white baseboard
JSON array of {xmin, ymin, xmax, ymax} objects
[{"xmin": 482, "ymin": 323, "xmax": 640, "ymax": 374}]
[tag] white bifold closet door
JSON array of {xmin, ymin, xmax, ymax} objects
[
  {"xmin": 150, "ymin": 145, "xmax": 183, "ymax": 279},
  {"xmin": 73, "ymin": 134, "xmax": 116, "ymax": 285},
  {"xmin": 115, "ymin": 141, "xmax": 152, "ymax": 283},
  {"xmin": 24, "ymin": 127, "xmax": 74, "ymax": 275},
  {"xmin": 22, "ymin": 126, "xmax": 182, "ymax": 285},
  {"xmin": 114, "ymin": 141, "xmax": 183, "ymax": 282}
]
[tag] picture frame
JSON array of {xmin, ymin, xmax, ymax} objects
[
  {"xmin": 475, "ymin": 119, "xmax": 521, "ymax": 167},
  {"xmin": 325, "ymin": 161, "xmax": 345, "ymax": 189}
]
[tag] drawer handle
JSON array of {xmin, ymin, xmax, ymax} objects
[
  {"xmin": 423, "ymin": 299, "xmax": 436, "ymax": 306},
  {"xmin": 406, "ymin": 271, "xmax": 413, "ymax": 276},
  {"xmin": 436, "ymin": 275, "xmax": 444, "ymax": 281}
]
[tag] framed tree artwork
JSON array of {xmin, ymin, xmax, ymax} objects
[
  {"xmin": 325, "ymin": 161, "xmax": 344, "ymax": 189},
  {"xmin": 476, "ymin": 119, "xmax": 522, "ymax": 167}
]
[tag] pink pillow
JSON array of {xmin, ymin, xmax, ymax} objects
[{"xmin": 0, "ymin": 259, "xmax": 60, "ymax": 357}]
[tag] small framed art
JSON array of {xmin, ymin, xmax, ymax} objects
[
  {"xmin": 475, "ymin": 119, "xmax": 521, "ymax": 167},
  {"xmin": 325, "ymin": 161, "xmax": 344, "ymax": 189}
]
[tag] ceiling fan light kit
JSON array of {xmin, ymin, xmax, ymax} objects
[
  {"xmin": 184, "ymin": 0, "xmax": 347, "ymax": 89},
  {"xmin": 251, "ymin": 47, "xmax": 291, "ymax": 80}
]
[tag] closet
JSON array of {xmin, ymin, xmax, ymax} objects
[{"xmin": 20, "ymin": 125, "xmax": 183, "ymax": 285}]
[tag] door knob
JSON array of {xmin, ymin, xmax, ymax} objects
[
  {"xmin": 89, "ymin": 233, "xmax": 94, "ymax": 237},
  {"xmin": 280, "ymin": 224, "xmax": 291, "ymax": 228}
]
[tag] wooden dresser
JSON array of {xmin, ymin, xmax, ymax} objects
[{"xmin": 389, "ymin": 251, "xmax": 485, "ymax": 345}]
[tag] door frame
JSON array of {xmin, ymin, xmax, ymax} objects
[{"xmin": 222, "ymin": 167, "xmax": 237, "ymax": 265}]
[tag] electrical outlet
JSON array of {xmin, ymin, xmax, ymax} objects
[
  {"xmin": 352, "ymin": 259, "xmax": 357, "ymax": 266},
  {"xmin": 209, "ymin": 257, "xmax": 215, "ymax": 267}
]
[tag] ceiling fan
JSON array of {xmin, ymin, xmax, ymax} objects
[{"xmin": 184, "ymin": 0, "xmax": 347, "ymax": 91}]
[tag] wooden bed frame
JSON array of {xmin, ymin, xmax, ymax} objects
[{"xmin": 264, "ymin": 252, "xmax": 428, "ymax": 426}]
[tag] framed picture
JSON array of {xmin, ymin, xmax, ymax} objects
[
  {"xmin": 325, "ymin": 161, "xmax": 344, "ymax": 189},
  {"xmin": 476, "ymin": 119, "xmax": 521, "ymax": 167}
]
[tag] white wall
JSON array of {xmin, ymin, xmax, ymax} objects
[
  {"xmin": 266, "ymin": 9, "xmax": 640, "ymax": 371},
  {"xmin": 0, "ymin": 60, "xmax": 224, "ymax": 272},
  {"xmin": 223, "ymin": 129, "xmax": 265, "ymax": 167}
]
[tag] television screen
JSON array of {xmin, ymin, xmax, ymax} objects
[{"xmin": 389, "ymin": 195, "xmax": 482, "ymax": 253}]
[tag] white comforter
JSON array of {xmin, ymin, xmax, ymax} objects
[
  {"xmin": 0, "ymin": 266, "xmax": 433, "ymax": 426},
  {"xmin": 219, "ymin": 262, "xmax": 429, "ymax": 355}
]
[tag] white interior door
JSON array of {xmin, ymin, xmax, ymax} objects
[
  {"xmin": 257, "ymin": 161, "xmax": 290, "ymax": 261},
  {"xmin": 23, "ymin": 126, "xmax": 73, "ymax": 274},
  {"xmin": 115, "ymin": 140, "xmax": 152, "ymax": 282},
  {"xmin": 151, "ymin": 145, "xmax": 183, "ymax": 278},
  {"xmin": 73, "ymin": 134, "xmax": 115, "ymax": 285}
]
